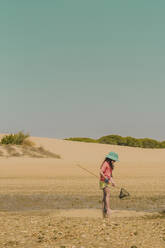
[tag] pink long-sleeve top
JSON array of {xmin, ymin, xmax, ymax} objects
[{"xmin": 100, "ymin": 161, "xmax": 112, "ymax": 182}]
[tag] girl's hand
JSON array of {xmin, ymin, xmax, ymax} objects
[
  {"xmin": 111, "ymin": 182, "xmax": 115, "ymax": 187},
  {"xmin": 104, "ymin": 178, "xmax": 109, "ymax": 184}
]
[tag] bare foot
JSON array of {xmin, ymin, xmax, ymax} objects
[{"xmin": 106, "ymin": 208, "xmax": 112, "ymax": 218}]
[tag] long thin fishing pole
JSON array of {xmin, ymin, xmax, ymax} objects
[
  {"xmin": 76, "ymin": 164, "xmax": 130, "ymax": 198},
  {"xmin": 76, "ymin": 164, "xmax": 99, "ymax": 178},
  {"xmin": 76, "ymin": 164, "xmax": 121, "ymax": 190}
]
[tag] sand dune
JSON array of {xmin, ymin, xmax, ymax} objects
[{"xmin": 1, "ymin": 134, "xmax": 165, "ymax": 180}]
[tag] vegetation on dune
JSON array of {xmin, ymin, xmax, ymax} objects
[
  {"xmin": 0, "ymin": 132, "xmax": 61, "ymax": 158},
  {"xmin": 0, "ymin": 145, "xmax": 61, "ymax": 158},
  {"xmin": 65, "ymin": 137, "xmax": 97, "ymax": 143},
  {"xmin": 1, "ymin": 132, "xmax": 30, "ymax": 145},
  {"xmin": 65, "ymin": 135, "xmax": 165, "ymax": 148}
]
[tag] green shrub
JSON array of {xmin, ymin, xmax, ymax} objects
[
  {"xmin": 160, "ymin": 141, "xmax": 165, "ymax": 148},
  {"xmin": 97, "ymin": 135, "xmax": 165, "ymax": 148},
  {"xmin": 98, "ymin": 135, "xmax": 121, "ymax": 145},
  {"xmin": 139, "ymin": 138, "xmax": 160, "ymax": 148},
  {"xmin": 1, "ymin": 132, "xmax": 29, "ymax": 145},
  {"xmin": 65, "ymin": 137, "xmax": 97, "ymax": 143},
  {"xmin": 65, "ymin": 134, "xmax": 165, "ymax": 149},
  {"xmin": 125, "ymin": 136, "xmax": 141, "ymax": 147}
]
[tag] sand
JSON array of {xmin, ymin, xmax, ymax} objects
[{"xmin": 0, "ymin": 134, "xmax": 165, "ymax": 247}]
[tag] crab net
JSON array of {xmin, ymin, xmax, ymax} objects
[{"xmin": 119, "ymin": 188, "xmax": 130, "ymax": 199}]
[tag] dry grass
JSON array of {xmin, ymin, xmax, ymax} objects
[
  {"xmin": 22, "ymin": 138, "xmax": 35, "ymax": 147},
  {"xmin": 0, "ymin": 149, "xmax": 4, "ymax": 156},
  {"xmin": 0, "ymin": 145, "xmax": 60, "ymax": 158}
]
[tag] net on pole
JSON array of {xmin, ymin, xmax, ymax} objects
[{"xmin": 119, "ymin": 188, "xmax": 130, "ymax": 199}]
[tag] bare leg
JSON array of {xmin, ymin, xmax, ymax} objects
[
  {"xmin": 104, "ymin": 186, "xmax": 111, "ymax": 217},
  {"xmin": 102, "ymin": 189, "xmax": 107, "ymax": 218}
]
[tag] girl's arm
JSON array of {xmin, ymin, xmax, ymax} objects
[
  {"xmin": 109, "ymin": 176, "xmax": 115, "ymax": 187},
  {"xmin": 100, "ymin": 162, "xmax": 107, "ymax": 180},
  {"xmin": 100, "ymin": 169, "xmax": 107, "ymax": 180}
]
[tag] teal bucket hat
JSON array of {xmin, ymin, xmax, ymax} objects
[{"xmin": 106, "ymin": 152, "xmax": 119, "ymax": 162}]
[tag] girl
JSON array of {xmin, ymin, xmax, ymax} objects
[{"xmin": 100, "ymin": 152, "xmax": 119, "ymax": 218}]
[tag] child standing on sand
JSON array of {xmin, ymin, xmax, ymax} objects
[{"xmin": 100, "ymin": 152, "xmax": 119, "ymax": 218}]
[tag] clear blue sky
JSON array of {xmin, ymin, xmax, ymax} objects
[{"xmin": 1, "ymin": 1, "xmax": 165, "ymax": 140}]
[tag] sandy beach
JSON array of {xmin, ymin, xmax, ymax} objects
[{"xmin": 0, "ymin": 135, "xmax": 165, "ymax": 248}]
